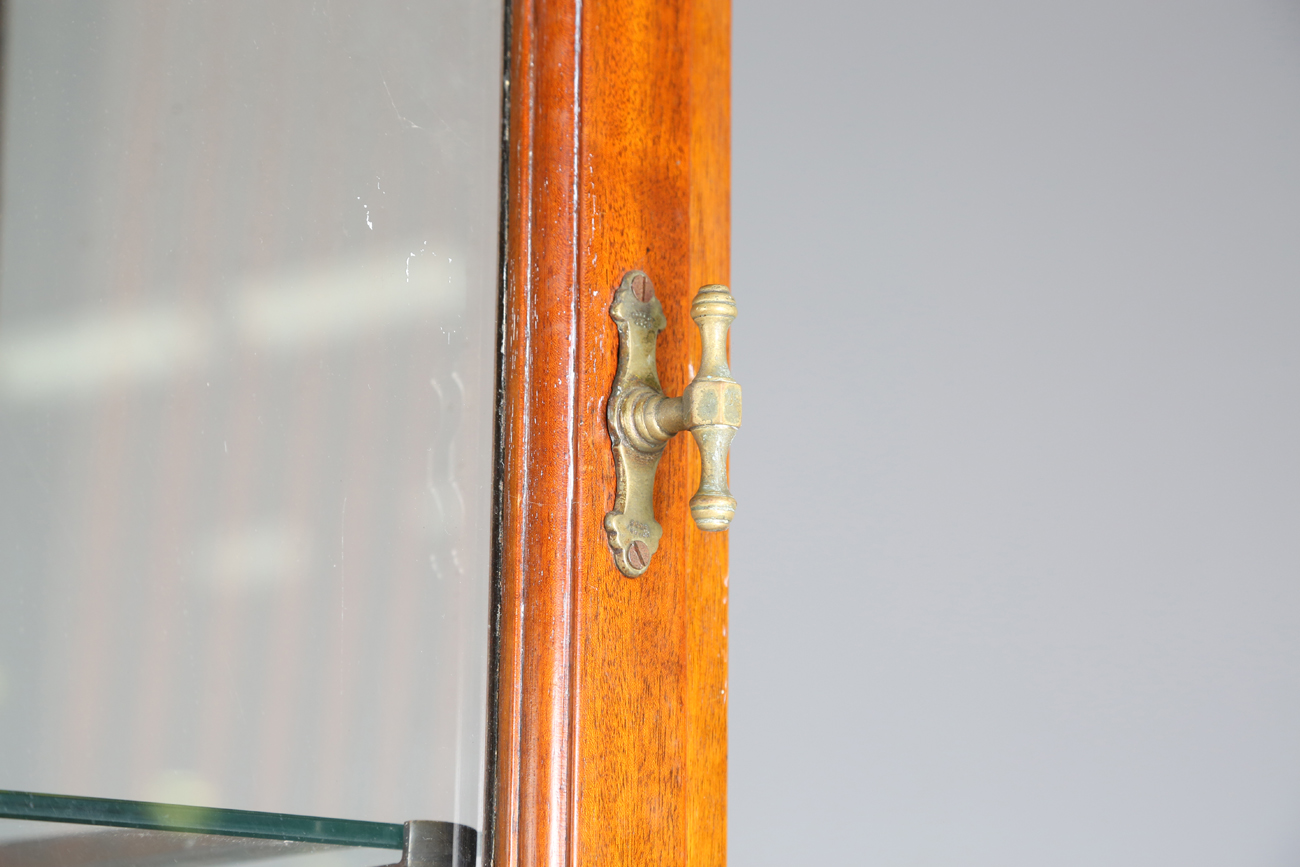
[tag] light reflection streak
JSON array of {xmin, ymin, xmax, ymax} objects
[{"xmin": 0, "ymin": 244, "xmax": 464, "ymax": 402}]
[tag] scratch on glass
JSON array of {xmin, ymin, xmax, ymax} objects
[{"xmin": 380, "ymin": 72, "xmax": 422, "ymax": 130}]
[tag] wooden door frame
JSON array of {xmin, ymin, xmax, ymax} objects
[{"xmin": 486, "ymin": 0, "xmax": 730, "ymax": 864}]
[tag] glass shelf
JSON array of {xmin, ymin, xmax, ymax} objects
[
  {"xmin": 0, "ymin": 789, "xmax": 403, "ymax": 847},
  {"xmin": 0, "ymin": 789, "xmax": 476, "ymax": 866}
]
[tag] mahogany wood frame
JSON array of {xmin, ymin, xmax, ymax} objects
[{"xmin": 487, "ymin": 0, "xmax": 730, "ymax": 865}]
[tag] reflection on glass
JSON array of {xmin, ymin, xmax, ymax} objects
[{"xmin": 0, "ymin": 0, "xmax": 502, "ymax": 836}]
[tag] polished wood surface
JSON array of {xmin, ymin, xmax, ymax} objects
[{"xmin": 489, "ymin": 0, "xmax": 730, "ymax": 864}]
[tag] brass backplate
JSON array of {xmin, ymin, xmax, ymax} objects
[{"xmin": 604, "ymin": 272, "xmax": 667, "ymax": 577}]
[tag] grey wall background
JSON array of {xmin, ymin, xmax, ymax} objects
[{"xmin": 729, "ymin": 2, "xmax": 1300, "ymax": 864}]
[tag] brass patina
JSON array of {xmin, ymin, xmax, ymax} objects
[{"xmin": 605, "ymin": 271, "xmax": 742, "ymax": 577}]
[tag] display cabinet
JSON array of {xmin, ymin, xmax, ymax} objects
[{"xmin": 0, "ymin": 2, "xmax": 729, "ymax": 865}]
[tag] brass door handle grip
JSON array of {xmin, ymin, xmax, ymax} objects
[{"xmin": 604, "ymin": 271, "xmax": 742, "ymax": 577}]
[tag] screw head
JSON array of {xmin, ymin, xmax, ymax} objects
[
  {"xmin": 630, "ymin": 273, "xmax": 654, "ymax": 303},
  {"xmin": 626, "ymin": 540, "xmax": 650, "ymax": 571}
]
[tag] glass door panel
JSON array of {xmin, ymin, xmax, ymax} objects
[{"xmin": 0, "ymin": 0, "xmax": 502, "ymax": 838}]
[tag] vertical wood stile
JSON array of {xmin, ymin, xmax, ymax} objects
[{"xmin": 490, "ymin": 0, "xmax": 730, "ymax": 864}]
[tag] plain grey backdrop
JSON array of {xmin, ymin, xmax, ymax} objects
[{"xmin": 730, "ymin": 1, "xmax": 1300, "ymax": 864}]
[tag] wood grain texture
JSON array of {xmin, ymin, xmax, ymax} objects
[{"xmin": 488, "ymin": 0, "xmax": 730, "ymax": 865}]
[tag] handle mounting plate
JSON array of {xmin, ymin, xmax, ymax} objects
[{"xmin": 604, "ymin": 272, "xmax": 668, "ymax": 577}]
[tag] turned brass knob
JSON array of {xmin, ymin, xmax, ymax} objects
[{"xmin": 604, "ymin": 271, "xmax": 742, "ymax": 577}]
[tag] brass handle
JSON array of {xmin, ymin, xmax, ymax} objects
[
  {"xmin": 604, "ymin": 272, "xmax": 742, "ymax": 577},
  {"xmin": 684, "ymin": 287, "xmax": 741, "ymax": 528}
]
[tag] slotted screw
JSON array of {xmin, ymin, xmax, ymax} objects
[
  {"xmin": 631, "ymin": 273, "xmax": 654, "ymax": 303},
  {"xmin": 627, "ymin": 540, "xmax": 649, "ymax": 571}
]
